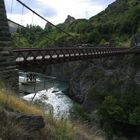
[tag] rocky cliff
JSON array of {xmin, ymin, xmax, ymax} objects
[
  {"xmin": 82, "ymin": 55, "xmax": 140, "ymax": 110},
  {"xmin": 45, "ymin": 53, "xmax": 140, "ymax": 139},
  {"xmin": 45, "ymin": 61, "xmax": 80, "ymax": 82},
  {"xmin": 45, "ymin": 54, "xmax": 140, "ymax": 106}
]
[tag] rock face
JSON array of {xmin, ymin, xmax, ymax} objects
[
  {"xmin": 67, "ymin": 55, "xmax": 140, "ymax": 111},
  {"xmin": 16, "ymin": 114, "xmax": 45, "ymax": 131},
  {"xmin": 0, "ymin": 108, "xmax": 45, "ymax": 140},
  {"xmin": 46, "ymin": 54, "xmax": 140, "ymax": 111},
  {"xmin": 64, "ymin": 15, "xmax": 75, "ymax": 24},
  {"xmin": 44, "ymin": 50, "xmax": 140, "ymax": 140},
  {"xmin": 2, "ymin": 109, "xmax": 45, "ymax": 131},
  {"xmin": 0, "ymin": 0, "xmax": 18, "ymax": 91},
  {"xmin": 68, "ymin": 60, "xmax": 97, "ymax": 103},
  {"xmin": 45, "ymin": 61, "xmax": 80, "ymax": 81},
  {"xmin": 45, "ymin": 22, "xmax": 53, "ymax": 31}
]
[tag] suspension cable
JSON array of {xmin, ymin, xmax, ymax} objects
[
  {"xmin": 8, "ymin": 19, "xmax": 57, "ymax": 43},
  {"xmin": 31, "ymin": 12, "xmax": 34, "ymax": 25},
  {"xmin": 16, "ymin": 0, "xmax": 78, "ymax": 42},
  {"xmin": 10, "ymin": 0, "xmax": 14, "ymax": 19},
  {"xmin": 21, "ymin": 5, "xmax": 24, "ymax": 25},
  {"xmin": 8, "ymin": 18, "xmax": 25, "ymax": 28}
]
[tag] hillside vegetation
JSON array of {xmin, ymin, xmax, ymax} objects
[{"xmin": 12, "ymin": 0, "xmax": 140, "ymax": 48}]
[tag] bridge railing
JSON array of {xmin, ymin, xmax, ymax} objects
[{"xmin": 13, "ymin": 47, "xmax": 140, "ymax": 67}]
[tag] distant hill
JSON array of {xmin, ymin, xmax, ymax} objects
[
  {"xmin": 12, "ymin": 0, "xmax": 140, "ymax": 48},
  {"xmin": 89, "ymin": 0, "xmax": 140, "ymax": 35},
  {"xmin": 44, "ymin": 0, "xmax": 140, "ymax": 47},
  {"xmin": 62, "ymin": 0, "xmax": 140, "ymax": 45}
]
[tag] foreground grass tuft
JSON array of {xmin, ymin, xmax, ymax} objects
[{"xmin": 0, "ymin": 88, "xmax": 44, "ymax": 116}]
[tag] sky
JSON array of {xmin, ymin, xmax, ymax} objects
[{"xmin": 4, "ymin": 0, "xmax": 116, "ymax": 27}]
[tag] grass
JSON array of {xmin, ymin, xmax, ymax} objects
[
  {"xmin": 0, "ymin": 87, "xmax": 105, "ymax": 140},
  {"xmin": 0, "ymin": 88, "xmax": 44, "ymax": 116}
]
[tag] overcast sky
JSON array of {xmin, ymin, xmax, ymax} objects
[{"xmin": 4, "ymin": 0, "xmax": 116, "ymax": 27}]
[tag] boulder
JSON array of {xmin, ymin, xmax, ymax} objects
[
  {"xmin": 16, "ymin": 114, "xmax": 45, "ymax": 131},
  {"xmin": 1, "ymin": 109, "xmax": 45, "ymax": 131}
]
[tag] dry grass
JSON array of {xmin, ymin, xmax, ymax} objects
[
  {"xmin": 0, "ymin": 87, "xmax": 105, "ymax": 140},
  {"xmin": 71, "ymin": 120, "xmax": 105, "ymax": 140},
  {"xmin": 0, "ymin": 88, "xmax": 44, "ymax": 116}
]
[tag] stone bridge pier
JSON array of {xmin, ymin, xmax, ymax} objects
[{"xmin": 0, "ymin": 0, "xmax": 18, "ymax": 91}]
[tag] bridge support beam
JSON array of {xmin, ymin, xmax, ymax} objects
[{"xmin": 0, "ymin": 0, "xmax": 18, "ymax": 91}]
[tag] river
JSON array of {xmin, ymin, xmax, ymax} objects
[{"xmin": 19, "ymin": 72, "xmax": 73, "ymax": 118}]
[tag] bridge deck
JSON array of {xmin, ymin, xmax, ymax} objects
[{"xmin": 13, "ymin": 47, "xmax": 140, "ymax": 67}]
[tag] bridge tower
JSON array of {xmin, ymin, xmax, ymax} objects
[{"xmin": 0, "ymin": 0, "xmax": 18, "ymax": 91}]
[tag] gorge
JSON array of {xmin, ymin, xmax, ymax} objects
[{"xmin": 0, "ymin": 0, "xmax": 140, "ymax": 139}]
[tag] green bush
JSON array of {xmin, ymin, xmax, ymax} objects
[
  {"xmin": 99, "ymin": 89, "xmax": 140, "ymax": 125},
  {"xmin": 100, "ymin": 96, "xmax": 127, "ymax": 122},
  {"xmin": 72, "ymin": 103, "xmax": 89, "ymax": 120}
]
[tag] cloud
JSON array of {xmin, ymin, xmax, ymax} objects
[
  {"xmin": 4, "ymin": 0, "xmax": 115, "ymax": 27},
  {"xmin": 89, "ymin": 0, "xmax": 116, "ymax": 8},
  {"xmin": 4, "ymin": 0, "xmax": 57, "ymax": 18},
  {"xmin": 7, "ymin": 12, "xmax": 47, "ymax": 27},
  {"xmin": 20, "ymin": 0, "xmax": 57, "ymax": 17},
  {"xmin": 36, "ymin": 0, "xmax": 105, "ymax": 24},
  {"xmin": 35, "ymin": 5, "xmax": 57, "ymax": 17},
  {"xmin": 4, "ymin": 0, "xmax": 29, "ymax": 15}
]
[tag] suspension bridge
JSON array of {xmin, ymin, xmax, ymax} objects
[
  {"xmin": 0, "ymin": 0, "xmax": 140, "ymax": 90},
  {"xmin": 13, "ymin": 47, "xmax": 140, "ymax": 67}
]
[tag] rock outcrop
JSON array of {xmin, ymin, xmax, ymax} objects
[
  {"xmin": 0, "ymin": 107, "xmax": 45, "ymax": 140},
  {"xmin": 64, "ymin": 15, "xmax": 75, "ymax": 24},
  {"xmin": 45, "ymin": 61, "xmax": 79, "ymax": 82},
  {"xmin": 45, "ymin": 22, "xmax": 54, "ymax": 31},
  {"xmin": 46, "ymin": 54, "xmax": 140, "ymax": 111},
  {"xmin": 16, "ymin": 114, "xmax": 45, "ymax": 131},
  {"xmin": 2, "ymin": 109, "xmax": 45, "ymax": 131},
  {"xmin": 47, "ymin": 55, "xmax": 140, "ymax": 111},
  {"xmin": 67, "ymin": 55, "xmax": 140, "ymax": 111}
]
